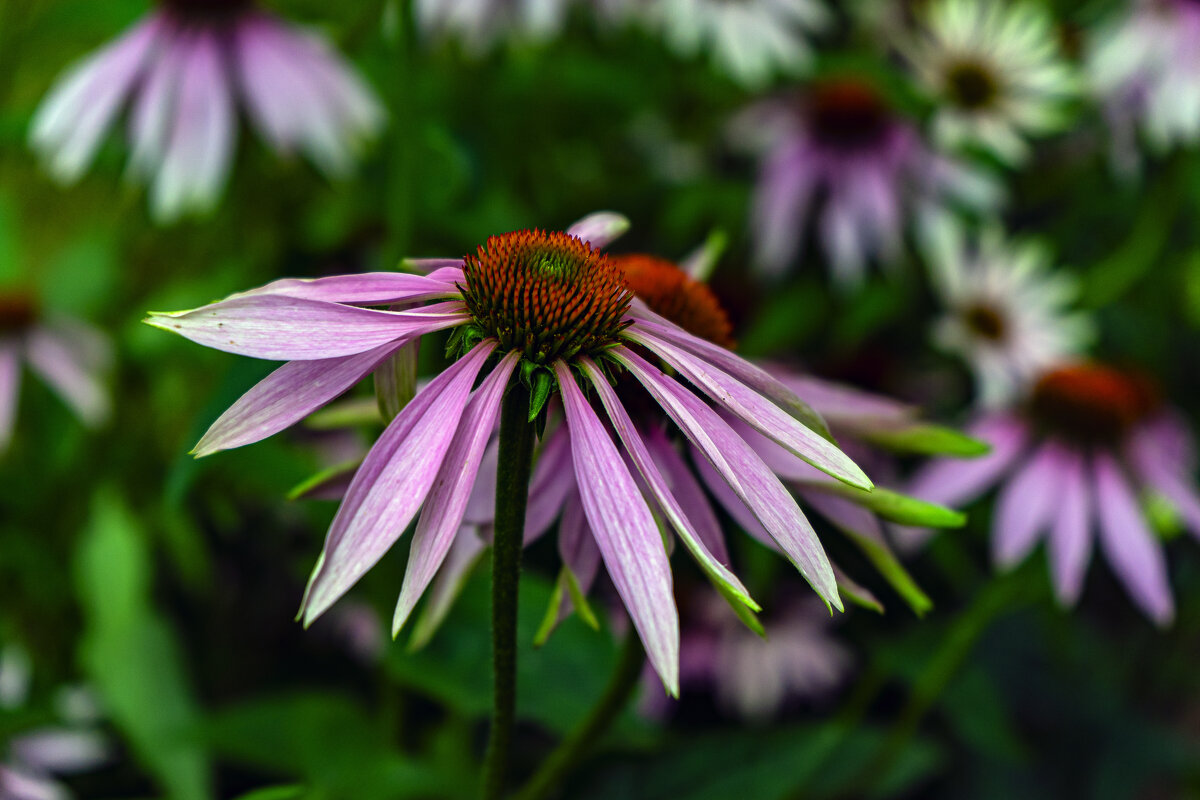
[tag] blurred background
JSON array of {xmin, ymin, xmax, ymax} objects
[{"xmin": 3, "ymin": 0, "xmax": 1200, "ymax": 797}]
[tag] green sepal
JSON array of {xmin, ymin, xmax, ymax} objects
[
  {"xmin": 716, "ymin": 582, "xmax": 766, "ymax": 638},
  {"xmin": 528, "ymin": 368, "xmax": 554, "ymax": 423},
  {"xmin": 533, "ymin": 566, "xmax": 600, "ymax": 648},
  {"xmin": 860, "ymin": 423, "xmax": 991, "ymax": 457},
  {"xmin": 799, "ymin": 481, "xmax": 967, "ymax": 528},
  {"xmin": 286, "ymin": 460, "xmax": 361, "ymax": 501},
  {"xmin": 833, "ymin": 564, "xmax": 885, "ymax": 614}
]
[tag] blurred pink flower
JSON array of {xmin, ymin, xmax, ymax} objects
[
  {"xmin": 909, "ymin": 363, "xmax": 1200, "ymax": 625},
  {"xmin": 30, "ymin": 0, "xmax": 384, "ymax": 222},
  {"xmin": 0, "ymin": 293, "xmax": 111, "ymax": 453},
  {"xmin": 735, "ymin": 79, "xmax": 1000, "ymax": 286}
]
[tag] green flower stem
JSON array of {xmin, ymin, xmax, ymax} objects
[
  {"xmin": 482, "ymin": 380, "xmax": 536, "ymax": 800},
  {"xmin": 514, "ymin": 629, "xmax": 646, "ymax": 800}
]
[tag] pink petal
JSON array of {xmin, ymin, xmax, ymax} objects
[
  {"xmin": 523, "ymin": 427, "xmax": 576, "ymax": 543},
  {"xmin": 299, "ymin": 341, "xmax": 496, "ymax": 625},
  {"xmin": 690, "ymin": 448, "xmax": 774, "ymax": 548},
  {"xmin": 565, "ymin": 211, "xmax": 629, "ymax": 249},
  {"xmin": 24, "ymin": 327, "xmax": 109, "ymax": 427},
  {"xmin": 1094, "ymin": 453, "xmax": 1174, "ymax": 625},
  {"xmin": 146, "ymin": 296, "xmax": 469, "ymax": 360},
  {"xmin": 773, "ymin": 372, "xmax": 915, "ymax": 427},
  {"xmin": 908, "ymin": 414, "xmax": 1028, "ymax": 507},
  {"xmin": 554, "ymin": 360, "xmax": 680, "ymax": 695},
  {"xmin": 195, "ymin": 341, "xmax": 403, "ymax": 456},
  {"xmin": 992, "ymin": 441, "xmax": 1065, "ymax": 569},
  {"xmin": 232, "ymin": 271, "xmax": 460, "ymax": 305},
  {"xmin": 1049, "ymin": 449, "xmax": 1092, "ymax": 605},
  {"xmin": 623, "ymin": 323, "xmax": 869, "ymax": 489},
  {"xmin": 1129, "ymin": 424, "xmax": 1200, "ymax": 541},
  {"xmin": 580, "ymin": 357, "xmax": 756, "ymax": 609},
  {"xmin": 401, "ymin": 258, "xmax": 466, "ymax": 275},
  {"xmin": 0, "ymin": 342, "xmax": 20, "ymax": 451},
  {"xmin": 613, "ymin": 346, "xmax": 841, "ymax": 611},
  {"xmin": 555, "ymin": 488, "xmax": 603, "ymax": 625},
  {"xmin": 393, "ymin": 351, "xmax": 518, "ymax": 634},
  {"xmin": 408, "ymin": 526, "xmax": 488, "ymax": 650},
  {"xmin": 646, "ymin": 427, "xmax": 729, "ymax": 565}
]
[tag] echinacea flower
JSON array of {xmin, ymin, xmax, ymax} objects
[
  {"xmin": 909, "ymin": 363, "xmax": 1200, "ymax": 624},
  {"xmin": 147, "ymin": 213, "xmax": 873, "ymax": 693},
  {"xmin": 1087, "ymin": 0, "xmax": 1200, "ymax": 160},
  {"xmin": 0, "ymin": 645, "xmax": 111, "ymax": 800},
  {"xmin": 899, "ymin": 0, "xmax": 1077, "ymax": 164},
  {"xmin": 644, "ymin": 593, "xmax": 852, "ymax": 721},
  {"xmin": 416, "ymin": 0, "xmax": 573, "ymax": 50},
  {"xmin": 736, "ymin": 78, "xmax": 1000, "ymax": 285},
  {"xmin": 0, "ymin": 293, "xmax": 111, "ymax": 452},
  {"xmin": 31, "ymin": 0, "xmax": 384, "ymax": 222},
  {"xmin": 629, "ymin": 0, "xmax": 831, "ymax": 88},
  {"xmin": 922, "ymin": 220, "xmax": 1093, "ymax": 407}
]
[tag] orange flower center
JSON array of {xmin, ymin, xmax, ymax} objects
[
  {"xmin": 807, "ymin": 80, "xmax": 893, "ymax": 153},
  {"xmin": 616, "ymin": 255, "xmax": 734, "ymax": 349},
  {"xmin": 0, "ymin": 293, "xmax": 38, "ymax": 336},
  {"xmin": 1029, "ymin": 364, "xmax": 1157, "ymax": 445},
  {"xmin": 460, "ymin": 230, "xmax": 631, "ymax": 365}
]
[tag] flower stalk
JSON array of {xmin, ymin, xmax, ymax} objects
[{"xmin": 482, "ymin": 379, "xmax": 536, "ymax": 799}]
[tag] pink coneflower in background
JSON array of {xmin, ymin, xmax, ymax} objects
[
  {"xmin": 644, "ymin": 594, "xmax": 852, "ymax": 721},
  {"xmin": 0, "ymin": 293, "xmax": 111, "ymax": 453},
  {"xmin": 922, "ymin": 219, "xmax": 1094, "ymax": 407},
  {"xmin": 147, "ymin": 212, "xmax": 874, "ymax": 693},
  {"xmin": 30, "ymin": 0, "xmax": 384, "ymax": 222},
  {"xmin": 736, "ymin": 79, "xmax": 1000, "ymax": 286},
  {"xmin": 1088, "ymin": 0, "xmax": 1200, "ymax": 162},
  {"xmin": 909, "ymin": 363, "xmax": 1200, "ymax": 625}
]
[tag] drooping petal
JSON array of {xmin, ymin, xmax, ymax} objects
[
  {"xmin": 145, "ymin": 296, "xmax": 468, "ymax": 360},
  {"xmin": 300, "ymin": 341, "xmax": 496, "ymax": 625},
  {"xmin": 393, "ymin": 351, "xmax": 518, "ymax": 635},
  {"xmin": 580, "ymin": 357, "xmax": 756, "ymax": 610},
  {"xmin": 523, "ymin": 427, "xmax": 575, "ymax": 543},
  {"xmin": 407, "ymin": 526, "xmax": 487, "ymax": 650},
  {"xmin": 554, "ymin": 360, "xmax": 679, "ymax": 695},
  {"xmin": 1128, "ymin": 424, "xmax": 1200, "ymax": 540},
  {"xmin": 24, "ymin": 327, "xmax": 109, "ymax": 427},
  {"xmin": 195, "ymin": 341, "xmax": 404, "ymax": 456},
  {"xmin": 1048, "ymin": 449, "xmax": 1092, "ymax": 605},
  {"xmin": 614, "ymin": 346, "xmax": 841, "ymax": 611},
  {"xmin": 907, "ymin": 414, "xmax": 1029, "ymax": 507},
  {"xmin": 690, "ymin": 448, "xmax": 773, "ymax": 547},
  {"xmin": 623, "ymin": 324, "xmax": 869, "ymax": 490},
  {"xmin": 645, "ymin": 426, "xmax": 729, "ymax": 565},
  {"xmin": 774, "ymin": 372, "xmax": 915, "ymax": 427},
  {"xmin": 231, "ymin": 271, "xmax": 460, "ymax": 305},
  {"xmin": 0, "ymin": 342, "xmax": 21, "ymax": 451},
  {"xmin": 401, "ymin": 258, "xmax": 466, "ymax": 275},
  {"xmin": 565, "ymin": 211, "xmax": 630, "ymax": 249},
  {"xmin": 992, "ymin": 441, "xmax": 1065, "ymax": 568},
  {"xmin": 1094, "ymin": 453, "xmax": 1174, "ymax": 626}
]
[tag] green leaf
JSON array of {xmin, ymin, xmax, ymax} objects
[
  {"xmin": 287, "ymin": 460, "xmax": 361, "ymax": 501},
  {"xmin": 859, "ymin": 423, "xmax": 991, "ymax": 457},
  {"xmin": 801, "ymin": 482, "xmax": 967, "ymax": 528},
  {"xmin": 528, "ymin": 368, "xmax": 554, "ymax": 422}
]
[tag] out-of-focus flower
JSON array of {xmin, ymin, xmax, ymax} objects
[
  {"xmin": 1087, "ymin": 0, "xmax": 1200, "ymax": 161},
  {"xmin": 0, "ymin": 646, "xmax": 111, "ymax": 800},
  {"xmin": 0, "ymin": 293, "xmax": 111, "ymax": 452},
  {"xmin": 900, "ymin": 0, "xmax": 1076, "ymax": 164},
  {"xmin": 922, "ymin": 220, "xmax": 1093, "ymax": 407},
  {"xmin": 30, "ymin": 0, "xmax": 384, "ymax": 223},
  {"xmin": 147, "ymin": 212, "xmax": 874, "ymax": 695},
  {"xmin": 909, "ymin": 363, "xmax": 1200, "ymax": 624},
  {"xmin": 736, "ymin": 78, "xmax": 1000, "ymax": 285},
  {"xmin": 626, "ymin": 0, "xmax": 831, "ymax": 88},
  {"xmin": 415, "ymin": 0, "xmax": 574, "ymax": 50},
  {"xmin": 645, "ymin": 594, "xmax": 852, "ymax": 721}
]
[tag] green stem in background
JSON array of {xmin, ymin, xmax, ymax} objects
[
  {"xmin": 481, "ymin": 380, "xmax": 536, "ymax": 800},
  {"xmin": 514, "ymin": 630, "xmax": 646, "ymax": 800}
]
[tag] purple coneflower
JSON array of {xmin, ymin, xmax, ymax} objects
[
  {"xmin": 30, "ymin": 0, "xmax": 384, "ymax": 222},
  {"xmin": 0, "ymin": 293, "xmax": 111, "ymax": 452},
  {"xmin": 644, "ymin": 593, "xmax": 852, "ymax": 721},
  {"xmin": 737, "ymin": 78, "xmax": 1000, "ymax": 285},
  {"xmin": 146, "ymin": 213, "xmax": 873, "ymax": 694},
  {"xmin": 923, "ymin": 219, "xmax": 1094, "ymax": 407},
  {"xmin": 1088, "ymin": 0, "xmax": 1200, "ymax": 160},
  {"xmin": 909, "ymin": 363, "xmax": 1200, "ymax": 624}
]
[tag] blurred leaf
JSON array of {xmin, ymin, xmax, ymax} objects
[
  {"xmin": 229, "ymin": 787, "xmax": 306, "ymax": 800},
  {"xmin": 73, "ymin": 488, "xmax": 212, "ymax": 800},
  {"xmin": 860, "ymin": 423, "xmax": 991, "ymax": 457},
  {"xmin": 800, "ymin": 483, "xmax": 966, "ymax": 529}
]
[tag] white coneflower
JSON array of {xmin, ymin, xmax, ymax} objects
[{"xmin": 900, "ymin": 0, "xmax": 1077, "ymax": 164}]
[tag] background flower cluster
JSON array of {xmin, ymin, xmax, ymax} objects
[{"xmin": 3, "ymin": 0, "xmax": 1200, "ymax": 798}]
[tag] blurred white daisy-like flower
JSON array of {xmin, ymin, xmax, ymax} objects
[
  {"xmin": 415, "ymin": 0, "xmax": 574, "ymax": 51},
  {"xmin": 900, "ymin": 0, "xmax": 1077, "ymax": 164},
  {"xmin": 922, "ymin": 216, "xmax": 1094, "ymax": 408}
]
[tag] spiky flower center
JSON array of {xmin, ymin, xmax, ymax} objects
[
  {"xmin": 617, "ymin": 255, "xmax": 734, "ymax": 349},
  {"xmin": 460, "ymin": 230, "xmax": 631, "ymax": 365},
  {"xmin": 0, "ymin": 293, "xmax": 38, "ymax": 336},
  {"xmin": 1028, "ymin": 364, "xmax": 1157, "ymax": 446},
  {"xmin": 807, "ymin": 81, "xmax": 893, "ymax": 153},
  {"xmin": 945, "ymin": 61, "xmax": 999, "ymax": 110},
  {"xmin": 962, "ymin": 302, "xmax": 1007, "ymax": 342}
]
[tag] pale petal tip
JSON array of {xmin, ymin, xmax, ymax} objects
[{"xmin": 566, "ymin": 211, "xmax": 631, "ymax": 249}]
